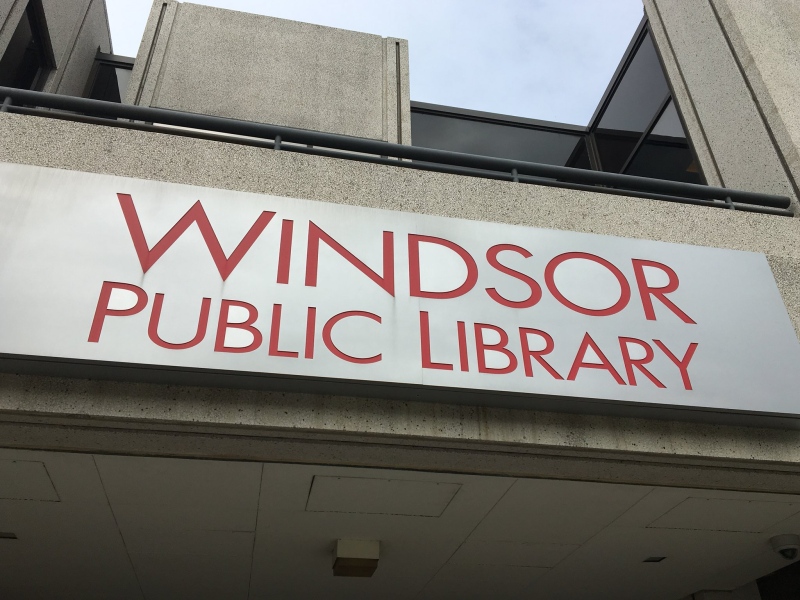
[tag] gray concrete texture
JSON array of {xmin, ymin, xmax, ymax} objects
[
  {"xmin": 645, "ymin": 0, "xmax": 799, "ymax": 208},
  {"xmin": 0, "ymin": 112, "xmax": 800, "ymax": 490},
  {"xmin": 709, "ymin": 0, "xmax": 800, "ymax": 212},
  {"xmin": 0, "ymin": 0, "xmax": 111, "ymax": 95},
  {"xmin": 125, "ymin": 1, "xmax": 411, "ymax": 143},
  {"xmin": 44, "ymin": 0, "xmax": 113, "ymax": 96}
]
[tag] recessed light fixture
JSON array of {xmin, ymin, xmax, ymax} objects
[
  {"xmin": 333, "ymin": 539, "xmax": 380, "ymax": 577},
  {"xmin": 643, "ymin": 556, "xmax": 666, "ymax": 563},
  {"xmin": 0, "ymin": 532, "xmax": 18, "ymax": 540}
]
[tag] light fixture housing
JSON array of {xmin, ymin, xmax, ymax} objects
[{"xmin": 332, "ymin": 539, "xmax": 380, "ymax": 577}]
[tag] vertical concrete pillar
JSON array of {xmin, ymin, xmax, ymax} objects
[
  {"xmin": 126, "ymin": 1, "xmax": 412, "ymax": 143},
  {"xmin": 645, "ymin": 0, "xmax": 800, "ymax": 211}
]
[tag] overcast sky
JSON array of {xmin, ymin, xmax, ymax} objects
[{"xmin": 105, "ymin": 0, "xmax": 644, "ymax": 125}]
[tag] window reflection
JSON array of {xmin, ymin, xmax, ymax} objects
[
  {"xmin": 408, "ymin": 21, "xmax": 704, "ymax": 187},
  {"xmin": 411, "ymin": 110, "xmax": 584, "ymax": 167},
  {"xmin": 623, "ymin": 100, "xmax": 702, "ymax": 184}
]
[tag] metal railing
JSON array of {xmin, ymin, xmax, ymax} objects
[{"xmin": 0, "ymin": 86, "xmax": 793, "ymax": 217}]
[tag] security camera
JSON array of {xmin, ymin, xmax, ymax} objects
[{"xmin": 770, "ymin": 534, "xmax": 800, "ymax": 561}]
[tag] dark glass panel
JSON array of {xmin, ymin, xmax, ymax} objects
[
  {"xmin": 624, "ymin": 99, "xmax": 703, "ymax": 184},
  {"xmin": 89, "ymin": 64, "xmax": 122, "ymax": 103},
  {"xmin": 566, "ymin": 137, "xmax": 591, "ymax": 170},
  {"xmin": 623, "ymin": 141, "xmax": 702, "ymax": 184},
  {"xmin": 594, "ymin": 32, "xmax": 670, "ymax": 173},
  {"xmin": 411, "ymin": 111, "xmax": 584, "ymax": 167},
  {"xmin": 597, "ymin": 33, "xmax": 669, "ymax": 133},
  {"xmin": 650, "ymin": 99, "xmax": 684, "ymax": 137},
  {"xmin": 0, "ymin": 10, "xmax": 45, "ymax": 90}
]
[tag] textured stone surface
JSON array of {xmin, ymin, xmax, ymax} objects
[
  {"xmin": 40, "ymin": 0, "xmax": 91, "ymax": 71},
  {"xmin": 711, "ymin": 0, "xmax": 800, "ymax": 205},
  {"xmin": 46, "ymin": 0, "xmax": 112, "ymax": 97},
  {"xmin": 127, "ymin": 1, "xmax": 411, "ymax": 142},
  {"xmin": 0, "ymin": 112, "xmax": 799, "ymax": 483},
  {"xmin": 124, "ymin": 0, "xmax": 178, "ymax": 106},
  {"xmin": 646, "ymin": 0, "xmax": 797, "ymax": 205}
]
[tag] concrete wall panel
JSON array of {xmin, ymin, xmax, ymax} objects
[
  {"xmin": 47, "ymin": 0, "xmax": 111, "ymax": 96},
  {"xmin": 40, "ymin": 0, "xmax": 91, "ymax": 69},
  {"xmin": 127, "ymin": 1, "xmax": 411, "ymax": 141}
]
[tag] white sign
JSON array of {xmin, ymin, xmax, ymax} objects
[{"xmin": 1, "ymin": 162, "xmax": 799, "ymax": 417}]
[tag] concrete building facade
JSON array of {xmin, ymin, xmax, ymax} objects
[{"xmin": 1, "ymin": 1, "xmax": 799, "ymax": 598}]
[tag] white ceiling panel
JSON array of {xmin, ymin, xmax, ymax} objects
[
  {"xmin": 527, "ymin": 526, "xmax": 768, "ymax": 600},
  {"xmin": 110, "ymin": 501, "xmax": 257, "ymax": 532},
  {"xmin": 419, "ymin": 563, "xmax": 549, "ymax": 600},
  {"xmin": 469, "ymin": 478, "xmax": 653, "ymax": 544},
  {"xmin": 122, "ymin": 528, "xmax": 254, "ymax": 557},
  {"xmin": 647, "ymin": 498, "xmax": 800, "ymax": 532},
  {"xmin": 132, "ymin": 551, "xmax": 251, "ymax": 600},
  {"xmin": 0, "ymin": 459, "xmax": 59, "ymax": 501},
  {"xmin": 1, "ymin": 448, "xmax": 798, "ymax": 600},
  {"xmin": 94, "ymin": 455, "xmax": 262, "ymax": 509},
  {"xmin": 449, "ymin": 539, "xmax": 580, "ymax": 568},
  {"xmin": 0, "ymin": 488, "xmax": 142, "ymax": 599},
  {"xmin": 306, "ymin": 475, "xmax": 461, "ymax": 516}
]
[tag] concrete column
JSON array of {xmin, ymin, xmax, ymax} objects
[
  {"xmin": 645, "ymin": 0, "xmax": 800, "ymax": 211},
  {"xmin": 126, "ymin": 1, "xmax": 412, "ymax": 143}
]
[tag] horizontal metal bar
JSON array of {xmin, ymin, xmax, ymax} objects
[{"xmin": 0, "ymin": 86, "xmax": 792, "ymax": 211}]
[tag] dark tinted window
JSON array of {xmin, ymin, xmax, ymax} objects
[
  {"xmin": 624, "ymin": 100, "xmax": 702, "ymax": 183},
  {"xmin": 88, "ymin": 64, "xmax": 134, "ymax": 103},
  {"xmin": 411, "ymin": 111, "xmax": 584, "ymax": 167},
  {"xmin": 0, "ymin": 8, "xmax": 48, "ymax": 90},
  {"xmin": 594, "ymin": 32, "xmax": 671, "ymax": 173}
]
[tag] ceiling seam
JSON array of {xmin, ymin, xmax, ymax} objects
[
  {"xmin": 91, "ymin": 454, "xmax": 148, "ymax": 600},
  {"xmin": 411, "ymin": 477, "xmax": 518, "ymax": 599},
  {"xmin": 246, "ymin": 463, "xmax": 265, "ymax": 600}
]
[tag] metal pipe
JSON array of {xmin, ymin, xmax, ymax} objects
[{"xmin": 0, "ymin": 86, "xmax": 791, "ymax": 210}]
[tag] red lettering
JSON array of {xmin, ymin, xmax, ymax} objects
[
  {"xmin": 305, "ymin": 307, "xmax": 316, "ymax": 359},
  {"xmin": 567, "ymin": 333, "xmax": 625, "ymax": 384},
  {"xmin": 277, "ymin": 219, "xmax": 293, "ymax": 284},
  {"xmin": 269, "ymin": 304, "xmax": 299, "ymax": 358},
  {"xmin": 519, "ymin": 328, "xmax": 563, "ymax": 379},
  {"xmin": 653, "ymin": 340, "xmax": 698, "ymax": 390},
  {"xmin": 322, "ymin": 311, "xmax": 382, "ymax": 364},
  {"xmin": 632, "ymin": 259, "xmax": 695, "ymax": 324},
  {"xmin": 88, "ymin": 281, "xmax": 148, "ymax": 342},
  {"xmin": 305, "ymin": 222, "xmax": 394, "ymax": 295},
  {"xmin": 409, "ymin": 234, "xmax": 478, "ymax": 299},
  {"xmin": 214, "ymin": 300, "xmax": 262, "ymax": 353},
  {"xmin": 117, "ymin": 194, "xmax": 275, "ymax": 280},
  {"xmin": 545, "ymin": 252, "xmax": 631, "ymax": 316},
  {"xmin": 457, "ymin": 320, "xmax": 469, "ymax": 372},
  {"xmin": 618, "ymin": 337, "xmax": 665, "ymax": 388},
  {"xmin": 485, "ymin": 244, "xmax": 542, "ymax": 308},
  {"xmin": 148, "ymin": 294, "xmax": 211, "ymax": 349},
  {"xmin": 474, "ymin": 323, "xmax": 517, "ymax": 375},
  {"xmin": 419, "ymin": 311, "xmax": 453, "ymax": 370}
]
